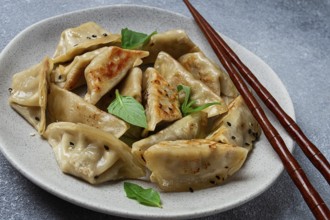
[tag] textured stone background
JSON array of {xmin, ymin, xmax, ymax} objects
[{"xmin": 0, "ymin": 0, "xmax": 329, "ymax": 219}]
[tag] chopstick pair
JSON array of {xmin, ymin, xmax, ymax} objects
[{"xmin": 183, "ymin": 0, "xmax": 330, "ymax": 219}]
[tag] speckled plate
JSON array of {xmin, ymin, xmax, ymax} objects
[{"xmin": 0, "ymin": 5, "xmax": 295, "ymax": 219}]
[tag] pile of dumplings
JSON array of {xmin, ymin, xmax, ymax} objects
[{"xmin": 8, "ymin": 22, "xmax": 261, "ymax": 192}]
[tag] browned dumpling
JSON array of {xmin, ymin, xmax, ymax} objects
[
  {"xmin": 52, "ymin": 22, "xmax": 120, "ymax": 63},
  {"xmin": 51, "ymin": 47, "xmax": 108, "ymax": 90},
  {"xmin": 143, "ymin": 67, "xmax": 182, "ymax": 131},
  {"xmin": 179, "ymin": 52, "xmax": 220, "ymax": 95},
  {"xmin": 132, "ymin": 111, "xmax": 208, "ymax": 165},
  {"xmin": 47, "ymin": 83, "xmax": 129, "ymax": 138},
  {"xmin": 154, "ymin": 52, "xmax": 228, "ymax": 117},
  {"xmin": 44, "ymin": 122, "xmax": 145, "ymax": 184},
  {"xmin": 179, "ymin": 52, "xmax": 239, "ymax": 100},
  {"xmin": 84, "ymin": 46, "xmax": 149, "ymax": 104},
  {"xmin": 142, "ymin": 29, "xmax": 200, "ymax": 64},
  {"xmin": 144, "ymin": 139, "xmax": 248, "ymax": 192},
  {"xmin": 207, "ymin": 95, "xmax": 261, "ymax": 151},
  {"xmin": 94, "ymin": 67, "xmax": 144, "ymax": 113},
  {"xmin": 8, "ymin": 57, "xmax": 53, "ymax": 134}
]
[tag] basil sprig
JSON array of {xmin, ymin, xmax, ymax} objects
[
  {"xmin": 121, "ymin": 28, "xmax": 157, "ymax": 49},
  {"xmin": 177, "ymin": 85, "xmax": 220, "ymax": 116},
  {"xmin": 107, "ymin": 90, "xmax": 147, "ymax": 128},
  {"xmin": 124, "ymin": 182, "xmax": 162, "ymax": 208}
]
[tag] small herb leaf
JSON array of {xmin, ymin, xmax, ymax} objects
[
  {"xmin": 108, "ymin": 90, "xmax": 147, "ymax": 128},
  {"xmin": 121, "ymin": 28, "xmax": 157, "ymax": 49},
  {"xmin": 177, "ymin": 84, "xmax": 220, "ymax": 116},
  {"xmin": 124, "ymin": 182, "xmax": 162, "ymax": 208}
]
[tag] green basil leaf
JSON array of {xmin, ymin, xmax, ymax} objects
[
  {"xmin": 184, "ymin": 102, "xmax": 221, "ymax": 115},
  {"xmin": 177, "ymin": 84, "xmax": 221, "ymax": 116},
  {"xmin": 107, "ymin": 90, "xmax": 147, "ymax": 128},
  {"xmin": 124, "ymin": 182, "xmax": 162, "ymax": 208},
  {"xmin": 121, "ymin": 28, "xmax": 157, "ymax": 49},
  {"xmin": 186, "ymin": 99, "xmax": 197, "ymax": 109}
]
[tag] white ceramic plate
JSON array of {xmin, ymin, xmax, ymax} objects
[{"xmin": 0, "ymin": 5, "xmax": 295, "ymax": 219}]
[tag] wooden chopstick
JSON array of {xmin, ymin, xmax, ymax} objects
[
  {"xmin": 186, "ymin": 2, "xmax": 330, "ymax": 187},
  {"xmin": 183, "ymin": 0, "xmax": 330, "ymax": 219}
]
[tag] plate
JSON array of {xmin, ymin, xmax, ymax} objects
[{"xmin": 0, "ymin": 5, "xmax": 295, "ymax": 219}]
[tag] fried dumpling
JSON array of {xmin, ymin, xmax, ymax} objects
[
  {"xmin": 179, "ymin": 52, "xmax": 239, "ymax": 99},
  {"xmin": 207, "ymin": 96, "xmax": 261, "ymax": 151},
  {"xmin": 94, "ymin": 67, "xmax": 143, "ymax": 112},
  {"xmin": 47, "ymin": 84, "xmax": 129, "ymax": 138},
  {"xmin": 53, "ymin": 22, "xmax": 120, "ymax": 63},
  {"xmin": 142, "ymin": 29, "xmax": 200, "ymax": 64},
  {"xmin": 9, "ymin": 57, "xmax": 53, "ymax": 134},
  {"xmin": 143, "ymin": 67, "xmax": 182, "ymax": 131},
  {"xmin": 118, "ymin": 67, "xmax": 143, "ymax": 103},
  {"xmin": 154, "ymin": 52, "xmax": 227, "ymax": 117},
  {"xmin": 84, "ymin": 46, "xmax": 149, "ymax": 104},
  {"xmin": 132, "ymin": 111, "xmax": 208, "ymax": 165},
  {"xmin": 51, "ymin": 47, "xmax": 108, "ymax": 90},
  {"xmin": 44, "ymin": 122, "xmax": 145, "ymax": 184},
  {"xmin": 144, "ymin": 139, "xmax": 248, "ymax": 192},
  {"xmin": 179, "ymin": 52, "xmax": 220, "ymax": 95}
]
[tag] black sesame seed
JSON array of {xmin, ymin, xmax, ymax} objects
[
  {"xmin": 245, "ymin": 142, "xmax": 250, "ymax": 146},
  {"xmin": 210, "ymin": 180, "xmax": 216, "ymax": 184},
  {"xmin": 58, "ymin": 75, "xmax": 62, "ymax": 80},
  {"xmin": 216, "ymin": 175, "xmax": 220, "ymax": 180},
  {"xmin": 8, "ymin": 88, "xmax": 13, "ymax": 93},
  {"xmin": 86, "ymin": 36, "xmax": 91, "ymax": 39},
  {"xmin": 189, "ymin": 187, "xmax": 194, "ymax": 193},
  {"xmin": 103, "ymin": 33, "xmax": 108, "ymax": 37},
  {"xmin": 94, "ymin": 175, "xmax": 99, "ymax": 179},
  {"xmin": 104, "ymin": 145, "xmax": 109, "ymax": 151},
  {"xmin": 227, "ymin": 122, "xmax": 231, "ymax": 126},
  {"xmin": 225, "ymin": 166, "xmax": 229, "ymax": 169},
  {"xmin": 35, "ymin": 116, "xmax": 40, "ymax": 121},
  {"xmin": 92, "ymin": 34, "xmax": 97, "ymax": 38},
  {"xmin": 141, "ymin": 155, "xmax": 146, "ymax": 162},
  {"xmin": 69, "ymin": 142, "xmax": 74, "ymax": 146},
  {"xmin": 231, "ymin": 136, "xmax": 236, "ymax": 140}
]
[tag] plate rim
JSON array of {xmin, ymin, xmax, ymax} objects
[{"xmin": 0, "ymin": 4, "xmax": 295, "ymax": 219}]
